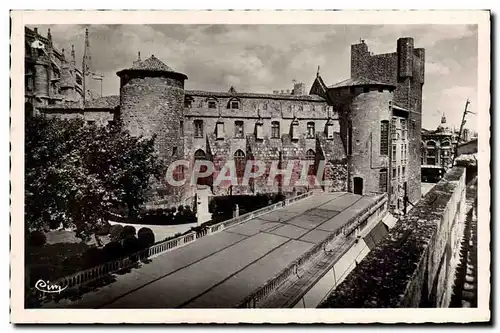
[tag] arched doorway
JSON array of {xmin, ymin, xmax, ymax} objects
[
  {"xmin": 353, "ymin": 177, "xmax": 363, "ymax": 195},
  {"xmin": 234, "ymin": 149, "xmax": 246, "ymax": 183},
  {"xmin": 194, "ymin": 149, "xmax": 210, "ymax": 186}
]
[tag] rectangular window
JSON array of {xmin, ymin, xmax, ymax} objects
[
  {"xmin": 231, "ymin": 101, "xmax": 240, "ymax": 109},
  {"xmin": 307, "ymin": 122, "xmax": 315, "ymax": 139},
  {"xmin": 380, "ymin": 121, "xmax": 389, "ymax": 155},
  {"xmin": 379, "ymin": 169, "xmax": 388, "ymax": 192},
  {"xmin": 393, "ymin": 168, "xmax": 397, "ymax": 178},
  {"xmin": 404, "ymin": 144, "xmax": 407, "ymax": 161},
  {"xmin": 172, "ymin": 147, "xmax": 178, "ymax": 156},
  {"xmin": 392, "ymin": 144, "xmax": 397, "ymax": 160},
  {"xmin": 398, "ymin": 166, "xmax": 401, "ymax": 178},
  {"xmin": 185, "ymin": 99, "xmax": 192, "ymax": 108},
  {"xmin": 400, "ymin": 145, "xmax": 404, "ymax": 161},
  {"xmin": 235, "ymin": 121, "xmax": 244, "ymax": 138},
  {"xmin": 401, "ymin": 119, "xmax": 407, "ymax": 140},
  {"xmin": 194, "ymin": 120, "xmax": 203, "ymax": 138},
  {"xmin": 208, "ymin": 101, "xmax": 217, "ymax": 109},
  {"xmin": 180, "ymin": 121, "xmax": 184, "ymax": 136},
  {"xmin": 402, "ymin": 166, "xmax": 406, "ymax": 178}
]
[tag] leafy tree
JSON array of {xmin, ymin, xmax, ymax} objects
[{"xmin": 25, "ymin": 115, "xmax": 165, "ymax": 242}]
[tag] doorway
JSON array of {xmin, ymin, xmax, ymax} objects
[{"xmin": 353, "ymin": 177, "xmax": 363, "ymax": 195}]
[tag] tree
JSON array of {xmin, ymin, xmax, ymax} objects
[{"xmin": 25, "ymin": 115, "xmax": 165, "ymax": 242}]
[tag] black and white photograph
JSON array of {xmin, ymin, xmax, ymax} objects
[{"xmin": 10, "ymin": 10, "xmax": 490, "ymax": 324}]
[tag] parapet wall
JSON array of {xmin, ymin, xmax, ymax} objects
[{"xmin": 319, "ymin": 166, "xmax": 467, "ymax": 308}]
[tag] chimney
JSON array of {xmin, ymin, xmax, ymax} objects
[
  {"xmin": 34, "ymin": 27, "xmax": 38, "ymax": 35},
  {"xmin": 293, "ymin": 82, "xmax": 306, "ymax": 96},
  {"xmin": 286, "ymin": 89, "xmax": 290, "ymax": 94}
]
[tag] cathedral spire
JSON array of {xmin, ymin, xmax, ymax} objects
[
  {"xmin": 83, "ymin": 28, "xmax": 92, "ymax": 74},
  {"xmin": 82, "ymin": 27, "xmax": 96, "ymax": 102}
]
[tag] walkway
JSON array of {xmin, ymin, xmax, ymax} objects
[{"xmin": 44, "ymin": 192, "xmax": 382, "ymax": 309}]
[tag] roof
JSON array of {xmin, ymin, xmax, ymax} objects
[
  {"xmin": 327, "ymin": 77, "xmax": 396, "ymax": 89},
  {"xmin": 185, "ymin": 90, "xmax": 326, "ymax": 102},
  {"xmin": 457, "ymin": 138, "xmax": 478, "ymax": 147},
  {"xmin": 392, "ymin": 104, "xmax": 410, "ymax": 112},
  {"xmin": 117, "ymin": 55, "xmax": 187, "ymax": 79},
  {"xmin": 39, "ymin": 95, "xmax": 120, "ymax": 111}
]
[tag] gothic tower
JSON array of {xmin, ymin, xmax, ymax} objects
[{"xmin": 82, "ymin": 28, "xmax": 102, "ymax": 101}]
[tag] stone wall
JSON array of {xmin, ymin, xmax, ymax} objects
[
  {"xmin": 320, "ymin": 166, "xmax": 467, "ymax": 308},
  {"xmin": 350, "ymin": 38, "xmax": 424, "ymax": 205}
]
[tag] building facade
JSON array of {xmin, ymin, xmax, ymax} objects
[
  {"xmin": 421, "ymin": 113, "xmax": 458, "ymax": 169},
  {"xmin": 29, "ymin": 28, "xmax": 425, "ymax": 213}
]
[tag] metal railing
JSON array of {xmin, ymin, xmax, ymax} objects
[
  {"xmin": 236, "ymin": 193, "xmax": 389, "ymax": 308},
  {"xmin": 31, "ymin": 191, "xmax": 316, "ymax": 298}
]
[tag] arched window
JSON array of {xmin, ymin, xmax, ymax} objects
[
  {"xmin": 208, "ymin": 99, "xmax": 217, "ymax": 109},
  {"xmin": 427, "ymin": 140, "xmax": 436, "ymax": 147},
  {"xmin": 194, "ymin": 149, "xmax": 206, "ymax": 160},
  {"xmin": 306, "ymin": 149, "xmax": 315, "ymax": 160},
  {"xmin": 194, "ymin": 149, "xmax": 209, "ymax": 186},
  {"xmin": 234, "ymin": 149, "xmax": 246, "ymax": 178},
  {"xmin": 306, "ymin": 149, "xmax": 316, "ymax": 175},
  {"xmin": 271, "ymin": 121, "xmax": 280, "ymax": 138},
  {"xmin": 185, "ymin": 96, "xmax": 194, "ymax": 108},
  {"xmin": 307, "ymin": 122, "xmax": 315, "ymax": 139},
  {"xmin": 227, "ymin": 98, "xmax": 240, "ymax": 109},
  {"xmin": 441, "ymin": 140, "xmax": 451, "ymax": 147}
]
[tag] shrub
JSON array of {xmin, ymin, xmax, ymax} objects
[
  {"xmin": 122, "ymin": 225, "xmax": 137, "ymax": 240},
  {"xmin": 103, "ymin": 241, "xmax": 122, "ymax": 261},
  {"xmin": 109, "ymin": 225, "xmax": 124, "ymax": 242},
  {"xmin": 48, "ymin": 219, "xmax": 60, "ymax": 230},
  {"xmin": 95, "ymin": 222, "xmax": 110, "ymax": 236},
  {"xmin": 138, "ymin": 227, "xmax": 155, "ymax": 248},
  {"xmin": 82, "ymin": 247, "xmax": 105, "ymax": 268},
  {"xmin": 122, "ymin": 236, "xmax": 141, "ymax": 256},
  {"xmin": 28, "ymin": 230, "xmax": 46, "ymax": 247}
]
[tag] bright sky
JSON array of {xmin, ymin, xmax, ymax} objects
[{"xmin": 32, "ymin": 24, "xmax": 478, "ymax": 131}]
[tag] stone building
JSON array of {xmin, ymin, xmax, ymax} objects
[
  {"xmin": 29, "ymin": 28, "xmax": 425, "ymax": 214},
  {"xmin": 347, "ymin": 37, "xmax": 425, "ymax": 210},
  {"xmin": 421, "ymin": 113, "xmax": 458, "ymax": 169},
  {"xmin": 24, "ymin": 27, "xmax": 103, "ymax": 117}
]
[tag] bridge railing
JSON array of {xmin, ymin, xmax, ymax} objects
[
  {"xmin": 236, "ymin": 193, "xmax": 389, "ymax": 308},
  {"xmin": 30, "ymin": 191, "xmax": 315, "ymax": 299}
]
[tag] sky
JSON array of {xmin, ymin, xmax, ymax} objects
[{"xmin": 31, "ymin": 24, "xmax": 478, "ymax": 131}]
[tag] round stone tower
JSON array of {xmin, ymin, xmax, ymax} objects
[
  {"xmin": 329, "ymin": 78, "xmax": 395, "ymax": 196},
  {"xmin": 117, "ymin": 54, "xmax": 188, "ymax": 195}
]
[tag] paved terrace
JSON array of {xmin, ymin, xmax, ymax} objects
[{"xmin": 46, "ymin": 192, "xmax": 383, "ymax": 309}]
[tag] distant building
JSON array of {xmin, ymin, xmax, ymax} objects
[
  {"xmin": 27, "ymin": 28, "xmax": 425, "ymax": 213},
  {"xmin": 421, "ymin": 113, "xmax": 458, "ymax": 169}
]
